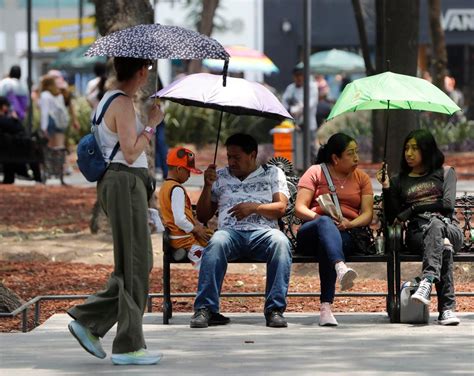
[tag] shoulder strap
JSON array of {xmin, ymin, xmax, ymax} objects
[
  {"xmin": 92, "ymin": 92, "xmax": 126, "ymax": 162},
  {"xmin": 92, "ymin": 91, "xmax": 126, "ymax": 126},
  {"xmin": 320, "ymin": 163, "xmax": 342, "ymax": 218}
]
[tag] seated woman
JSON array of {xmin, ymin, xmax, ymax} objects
[
  {"xmin": 295, "ymin": 133, "xmax": 373, "ymax": 326},
  {"xmin": 376, "ymin": 129, "xmax": 463, "ymax": 326}
]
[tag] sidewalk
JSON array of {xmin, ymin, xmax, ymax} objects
[{"xmin": 1, "ymin": 313, "xmax": 473, "ymax": 375}]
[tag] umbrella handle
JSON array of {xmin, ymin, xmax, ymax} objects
[
  {"xmin": 222, "ymin": 59, "xmax": 229, "ymax": 87},
  {"xmin": 381, "ymin": 161, "xmax": 387, "ymax": 184},
  {"xmin": 213, "ymin": 111, "xmax": 224, "ymax": 164},
  {"xmin": 381, "ymin": 99, "xmax": 390, "ymax": 183},
  {"xmin": 154, "ymin": 61, "xmax": 160, "ymax": 106}
]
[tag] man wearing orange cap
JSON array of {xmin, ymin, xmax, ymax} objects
[{"xmin": 158, "ymin": 147, "xmax": 212, "ymax": 271}]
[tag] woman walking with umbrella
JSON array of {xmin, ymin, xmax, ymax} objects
[{"xmin": 67, "ymin": 57, "xmax": 164, "ymax": 365}]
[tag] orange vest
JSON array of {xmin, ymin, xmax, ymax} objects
[{"xmin": 159, "ymin": 179, "xmax": 199, "ymax": 250}]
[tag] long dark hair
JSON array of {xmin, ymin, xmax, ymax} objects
[
  {"xmin": 316, "ymin": 133, "xmax": 355, "ymax": 164},
  {"xmin": 400, "ymin": 129, "xmax": 444, "ymax": 174}
]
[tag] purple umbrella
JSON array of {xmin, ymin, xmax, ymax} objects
[{"xmin": 155, "ymin": 73, "xmax": 292, "ymax": 162}]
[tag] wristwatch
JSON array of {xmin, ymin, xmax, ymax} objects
[{"xmin": 144, "ymin": 126, "xmax": 156, "ymax": 136}]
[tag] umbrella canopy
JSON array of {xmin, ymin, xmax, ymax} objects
[
  {"xmin": 155, "ymin": 73, "xmax": 291, "ymax": 163},
  {"xmin": 85, "ymin": 23, "xmax": 229, "ymax": 61},
  {"xmin": 203, "ymin": 45, "xmax": 279, "ymax": 75},
  {"xmin": 327, "ymin": 71, "xmax": 461, "ymax": 119},
  {"xmin": 155, "ymin": 73, "xmax": 291, "ymax": 121},
  {"xmin": 296, "ymin": 49, "xmax": 365, "ymax": 75},
  {"xmin": 49, "ymin": 45, "xmax": 106, "ymax": 71}
]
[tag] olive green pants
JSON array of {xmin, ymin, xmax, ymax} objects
[{"xmin": 68, "ymin": 166, "xmax": 153, "ymax": 354}]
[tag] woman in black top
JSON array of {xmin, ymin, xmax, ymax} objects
[{"xmin": 377, "ymin": 129, "xmax": 463, "ymax": 325}]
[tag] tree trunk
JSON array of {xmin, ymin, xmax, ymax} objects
[
  {"xmin": 428, "ymin": 0, "xmax": 447, "ymax": 91},
  {"xmin": 352, "ymin": 0, "xmax": 374, "ymax": 76},
  {"xmin": 371, "ymin": 0, "xmax": 387, "ymax": 163},
  {"xmin": 187, "ymin": 0, "xmax": 220, "ymax": 74},
  {"xmin": 379, "ymin": 0, "xmax": 420, "ymax": 174},
  {"xmin": 0, "ymin": 283, "xmax": 24, "ymax": 313},
  {"xmin": 89, "ymin": 0, "xmax": 156, "ymax": 232},
  {"xmin": 91, "ymin": 0, "xmax": 153, "ymax": 35}
]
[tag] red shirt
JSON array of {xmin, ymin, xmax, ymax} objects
[{"xmin": 298, "ymin": 165, "xmax": 373, "ymax": 220}]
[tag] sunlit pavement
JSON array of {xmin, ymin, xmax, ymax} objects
[{"xmin": 1, "ymin": 312, "xmax": 473, "ymax": 375}]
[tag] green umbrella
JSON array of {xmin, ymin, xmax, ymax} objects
[
  {"xmin": 296, "ymin": 49, "xmax": 365, "ymax": 75},
  {"xmin": 49, "ymin": 45, "xmax": 106, "ymax": 72},
  {"xmin": 328, "ymin": 71, "xmax": 460, "ymax": 117},
  {"xmin": 327, "ymin": 71, "xmax": 461, "ymax": 177}
]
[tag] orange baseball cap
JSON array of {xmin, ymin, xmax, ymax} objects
[{"xmin": 167, "ymin": 147, "xmax": 202, "ymax": 174}]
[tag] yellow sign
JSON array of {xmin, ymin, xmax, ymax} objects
[{"xmin": 38, "ymin": 17, "xmax": 96, "ymax": 49}]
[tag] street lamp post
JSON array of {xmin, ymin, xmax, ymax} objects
[
  {"xmin": 303, "ymin": 0, "xmax": 312, "ymax": 170},
  {"xmin": 78, "ymin": 0, "xmax": 83, "ymax": 46},
  {"xmin": 26, "ymin": 0, "xmax": 32, "ymax": 134}
]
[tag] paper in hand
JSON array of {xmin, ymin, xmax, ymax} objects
[{"xmin": 316, "ymin": 193, "xmax": 343, "ymax": 222}]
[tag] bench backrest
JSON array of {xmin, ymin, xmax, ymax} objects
[{"xmin": 268, "ymin": 157, "xmax": 473, "ymax": 254}]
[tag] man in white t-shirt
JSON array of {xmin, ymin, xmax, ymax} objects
[{"xmin": 190, "ymin": 133, "xmax": 292, "ymax": 328}]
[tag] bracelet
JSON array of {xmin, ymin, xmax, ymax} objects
[{"xmin": 144, "ymin": 126, "xmax": 156, "ymax": 136}]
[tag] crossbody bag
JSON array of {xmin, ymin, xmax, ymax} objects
[{"xmin": 320, "ymin": 163, "xmax": 377, "ymax": 256}]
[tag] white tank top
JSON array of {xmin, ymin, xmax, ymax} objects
[{"xmin": 96, "ymin": 90, "xmax": 148, "ymax": 169}]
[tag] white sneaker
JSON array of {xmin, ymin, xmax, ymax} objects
[
  {"xmin": 411, "ymin": 278, "xmax": 432, "ymax": 305},
  {"xmin": 438, "ymin": 310, "xmax": 460, "ymax": 326},
  {"xmin": 68, "ymin": 320, "xmax": 106, "ymax": 359},
  {"xmin": 335, "ymin": 262, "xmax": 358, "ymax": 291},
  {"xmin": 319, "ymin": 303, "xmax": 338, "ymax": 326},
  {"xmin": 111, "ymin": 348, "xmax": 162, "ymax": 365}
]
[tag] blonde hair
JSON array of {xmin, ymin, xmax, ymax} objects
[{"xmin": 40, "ymin": 75, "xmax": 60, "ymax": 95}]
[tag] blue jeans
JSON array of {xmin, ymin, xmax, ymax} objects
[
  {"xmin": 194, "ymin": 228, "xmax": 292, "ymax": 314},
  {"xmin": 155, "ymin": 121, "xmax": 168, "ymax": 178},
  {"xmin": 296, "ymin": 216, "xmax": 354, "ymax": 303}
]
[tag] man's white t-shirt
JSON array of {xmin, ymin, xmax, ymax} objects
[{"xmin": 211, "ymin": 165, "xmax": 289, "ymax": 231}]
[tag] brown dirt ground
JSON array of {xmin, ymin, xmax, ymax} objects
[{"xmin": 1, "ymin": 151, "xmax": 473, "ymax": 332}]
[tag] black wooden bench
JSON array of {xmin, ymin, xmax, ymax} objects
[
  {"xmin": 161, "ymin": 158, "xmax": 473, "ymax": 324},
  {"xmin": 161, "ymin": 158, "xmax": 396, "ymax": 324},
  {"xmin": 389, "ymin": 195, "xmax": 474, "ymax": 322},
  {"xmin": 0, "ymin": 132, "xmax": 43, "ymax": 164}
]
